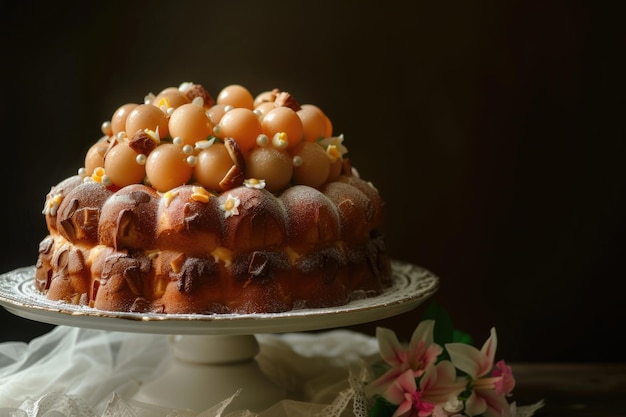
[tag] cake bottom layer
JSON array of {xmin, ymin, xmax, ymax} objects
[{"xmin": 35, "ymin": 234, "xmax": 392, "ymax": 314}]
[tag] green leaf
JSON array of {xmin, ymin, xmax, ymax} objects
[
  {"xmin": 453, "ymin": 328, "xmax": 473, "ymax": 345},
  {"xmin": 422, "ymin": 301, "xmax": 454, "ymax": 346},
  {"xmin": 422, "ymin": 301, "xmax": 474, "ymax": 362}
]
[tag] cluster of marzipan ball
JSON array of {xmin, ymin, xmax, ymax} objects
[{"xmin": 83, "ymin": 82, "xmax": 348, "ymax": 194}]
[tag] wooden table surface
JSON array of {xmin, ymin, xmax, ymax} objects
[{"xmin": 510, "ymin": 362, "xmax": 626, "ymax": 417}]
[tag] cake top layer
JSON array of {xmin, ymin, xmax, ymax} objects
[{"xmin": 76, "ymin": 82, "xmax": 354, "ymax": 197}]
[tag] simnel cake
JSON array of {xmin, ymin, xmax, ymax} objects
[{"xmin": 35, "ymin": 82, "xmax": 392, "ymax": 314}]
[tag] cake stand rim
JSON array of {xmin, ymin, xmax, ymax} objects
[{"xmin": 0, "ymin": 259, "xmax": 439, "ymax": 335}]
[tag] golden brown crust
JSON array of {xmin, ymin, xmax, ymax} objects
[
  {"xmin": 155, "ymin": 185, "xmax": 223, "ymax": 256},
  {"xmin": 280, "ymin": 185, "xmax": 340, "ymax": 249},
  {"xmin": 36, "ymin": 176, "xmax": 391, "ymax": 314},
  {"xmin": 43, "ymin": 175, "xmax": 88, "ymax": 233},
  {"xmin": 219, "ymin": 187, "xmax": 287, "ymax": 251},
  {"xmin": 320, "ymin": 181, "xmax": 372, "ymax": 243},
  {"xmin": 56, "ymin": 182, "xmax": 113, "ymax": 245},
  {"xmin": 98, "ymin": 184, "xmax": 160, "ymax": 250}
]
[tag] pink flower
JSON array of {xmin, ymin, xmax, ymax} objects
[
  {"xmin": 384, "ymin": 369, "xmax": 436, "ymax": 417},
  {"xmin": 420, "ymin": 360, "xmax": 467, "ymax": 406},
  {"xmin": 493, "ymin": 360, "xmax": 515, "ymax": 396},
  {"xmin": 367, "ymin": 320, "xmax": 443, "ymax": 396},
  {"xmin": 384, "ymin": 361, "xmax": 466, "ymax": 417},
  {"xmin": 446, "ymin": 328, "xmax": 514, "ymax": 417},
  {"xmin": 446, "ymin": 327, "xmax": 497, "ymax": 381},
  {"xmin": 466, "ymin": 388, "xmax": 513, "ymax": 417}
]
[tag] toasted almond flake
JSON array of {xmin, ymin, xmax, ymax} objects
[
  {"xmin": 211, "ymin": 246, "xmax": 233, "ymax": 267},
  {"xmin": 144, "ymin": 249, "xmax": 161, "ymax": 259},
  {"xmin": 178, "ymin": 81, "xmax": 194, "ymax": 92},
  {"xmin": 160, "ymin": 190, "xmax": 179, "ymax": 207},
  {"xmin": 195, "ymin": 138, "xmax": 215, "ymax": 150},
  {"xmin": 170, "ymin": 253, "xmax": 185, "ymax": 273},
  {"xmin": 191, "ymin": 186, "xmax": 211, "ymax": 203},
  {"xmin": 219, "ymin": 165, "xmax": 244, "ymax": 191},
  {"xmin": 224, "ymin": 137, "xmax": 245, "ymax": 169},
  {"xmin": 191, "ymin": 193, "xmax": 209, "ymax": 203},
  {"xmin": 192, "ymin": 96, "xmax": 204, "ymax": 107},
  {"xmin": 144, "ymin": 128, "xmax": 161, "ymax": 143},
  {"xmin": 144, "ymin": 92, "xmax": 155, "ymax": 104}
]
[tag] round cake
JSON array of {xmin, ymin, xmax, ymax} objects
[{"xmin": 35, "ymin": 82, "xmax": 392, "ymax": 314}]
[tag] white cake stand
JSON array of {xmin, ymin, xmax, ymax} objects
[{"xmin": 0, "ymin": 260, "xmax": 439, "ymax": 413}]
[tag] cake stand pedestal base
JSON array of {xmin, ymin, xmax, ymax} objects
[{"xmin": 133, "ymin": 334, "xmax": 285, "ymax": 413}]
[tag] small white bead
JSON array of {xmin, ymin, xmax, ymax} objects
[
  {"xmin": 101, "ymin": 121, "xmax": 112, "ymax": 136},
  {"xmin": 256, "ymin": 134, "xmax": 269, "ymax": 147}
]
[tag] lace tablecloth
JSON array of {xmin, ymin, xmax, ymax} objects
[{"xmin": 0, "ymin": 326, "xmax": 382, "ymax": 416}]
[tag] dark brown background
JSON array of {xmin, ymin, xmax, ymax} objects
[{"xmin": 1, "ymin": 0, "xmax": 624, "ymax": 362}]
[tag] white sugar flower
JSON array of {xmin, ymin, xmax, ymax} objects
[
  {"xmin": 318, "ymin": 134, "xmax": 348, "ymax": 155},
  {"xmin": 220, "ymin": 194, "xmax": 241, "ymax": 218}
]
